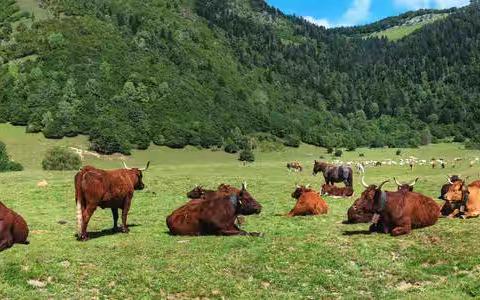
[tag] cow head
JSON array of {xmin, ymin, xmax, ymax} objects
[
  {"xmin": 187, "ymin": 185, "xmax": 206, "ymax": 199},
  {"xmin": 218, "ymin": 184, "xmax": 240, "ymax": 195},
  {"xmin": 444, "ymin": 179, "xmax": 469, "ymax": 202},
  {"xmin": 320, "ymin": 184, "xmax": 331, "ymax": 196},
  {"xmin": 291, "ymin": 184, "xmax": 312, "ymax": 199},
  {"xmin": 122, "ymin": 161, "xmax": 150, "ymax": 190},
  {"xmin": 394, "ymin": 177, "xmax": 419, "ymax": 192},
  {"xmin": 312, "ymin": 161, "xmax": 327, "ymax": 176},
  {"xmin": 359, "ymin": 176, "xmax": 390, "ymax": 213},
  {"xmin": 235, "ymin": 182, "xmax": 262, "ymax": 215},
  {"xmin": 439, "ymin": 175, "xmax": 461, "ymax": 200}
]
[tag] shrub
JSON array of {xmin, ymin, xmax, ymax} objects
[
  {"xmin": 0, "ymin": 142, "xmax": 23, "ymax": 172},
  {"xmin": 396, "ymin": 149, "xmax": 401, "ymax": 156},
  {"xmin": 283, "ymin": 135, "xmax": 301, "ymax": 148},
  {"xmin": 42, "ymin": 147, "xmax": 82, "ymax": 171},
  {"xmin": 327, "ymin": 147, "xmax": 334, "ymax": 154},
  {"xmin": 359, "ymin": 153, "xmax": 365, "ymax": 157},
  {"xmin": 334, "ymin": 149, "xmax": 343, "ymax": 157},
  {"xmin": 453, "ymin": 134, "xmax": 466, "ymax": 143},
  {"xmin": 224, "ymin": 139, "xmax": 239, "ymax": 154},
  {"xmin": 239, "ymin": 148, "xmax": 255, "ymax": 162}
]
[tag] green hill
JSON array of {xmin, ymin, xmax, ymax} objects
[{"xmin": 1, "ymin": 0, "xmax": 480, "ymax": 154}]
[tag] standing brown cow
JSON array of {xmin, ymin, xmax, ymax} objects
[
  {"xmin": 75, "ymin": 161, "xmax": 149, "ymax": 241},
  {"xmin": 167, "ymin": 183, "xmax": 262, "ymax": 236},
  {"xmin": 0, "ymin": 201, "xmax": 29, "ymax": 251},
  {"xmin": 288, "ymin": 185, "xmax": 328, "ymax": 217},
  {"xmin": 359, "ymin": 177, "xmax": 439, "ymax": 236}
]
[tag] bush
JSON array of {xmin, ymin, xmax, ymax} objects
[
  {"xmin": 327, "ymin": 147, "xmax": 334, "ymax": 154},
  {"xmin": 283, "ymin": 135, "xmax": 301, "ymax": 148},
  {"xmin": 396, "ymin": 149, "xmax": 401, "ymax": 156},
  {"xmin": 334, "ymin": 149, "xmax": 343, "ymax": 157},
  {"xmin": 224, "ymin": 139, "xmax": 240, "ymax": 154},
  {"xmin": 0, "ymin": 142, "xmax": 23, "ymax": 172},
  {"xmin": 42, "ymin": 147, "xmax": 82, "ymax": 171},
  {"xmin": 239, "ymin": 148, "xmax": 255, "ymax": 162},
  {"xmin": 453, "ymin": 134, "xmax": 466, "ymax": 143},
  {"xmin": 359, "ymin": 153, "xmax": 365, "ymax": 157}
]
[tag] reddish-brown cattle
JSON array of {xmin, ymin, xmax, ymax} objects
[
  {"xmin": 287, "ymin": 162, "xmax": 303, "ymax": 172},
  {"xmin": 0, "ymin": 201, "xmax": 29, "ymax": 251},
  {"xmin": 444, "ymin": 180, "xmax": 480, "ymax": 218},
  {"xmin": 321, "ymin": 184, "xmax": 354, "ymax": 198},
  {"xmin": 358, "ymin": 177, "xmax": 440, "ymax": 236},
  {"xmin": 75, "ymin": 161, "xmax": 149, "ymax": 241},
  {"xmin": 439, "ymin": 175, "xmax": 462, "ymax": 217},
  {"xmin": 288, "ymin": 185, "xmax": 328, "ymax": 217},
  {"xmin": 186, "ymin": 184, "xmax": 240, "ymax": 200},
  {"xmin": 393, "ymin": 177, "xmax": 419, "ymax": 192},
  {"xmin": 167, "ymin": 183, "xmax": 262, "ymax": 236}
]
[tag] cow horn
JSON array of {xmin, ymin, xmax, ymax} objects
[
  {"xmin": 242, "ymin": 182, "xmax": 247, "ymax": 190},
  {"xmin": 361, "ymin": 176, "xmax": 369, "ymax": 188},
  {"xmin": 394, "ymin": 177, "xmax": 402, "ymax": 187},
  {"xmin": 446, "ymin": 175, "xmax": 453, "ymax": 184},
  {"xmin": 378, "ymin": 180, "xmax": 390, "ymax": 190},
  {"xmin": 296, "ymin": 183, "xmax": 300, "ymax": 188},
  {"xmin": 409, "ymin": 177, "xmax": 419, "ymax": 187},
  {"xmin": 306, "ymin": 184, "xmax": 311, "ymax": 188},
  {"xmin": 122, "ymin": 161, "xmax": 131, "ymax": 170},
  {"xmin": 140, "ymin": 161, "xmax": 150, "ymax": 171}
]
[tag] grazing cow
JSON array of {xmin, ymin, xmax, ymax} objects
[
  {"xmin": 358, "ymin": 177, "xmax": 439, "ymax": 236},
  {"xmin": 74, "ymin": 161, "xmax": 150, "ymax": 241},
  {"xmin": 321, "ymin": 184, "xmax": 354, "ymax": 198},
  {"xmin": 0, "ymin": 201, "xmax": 29, "ymax": 251},
  {"xmin": 167, "ymin": 183, "xmax": 262, "ymax": 236},
  {"xmin": 288, "ymin": 185, "xmax": 328, "ymax": 217},
  {"xmin": 444, "ymin": 180, "xmax": 480, "ymax": 219},
  {"xmin": 287, "ymin": 162, "xmax": 303, "ymax": 172},
  {"xmin": 393, "ymin": 177, "xmax": 419, "ymax": 192},
  {"xmin": 312, "ymin": 161, "xmax": 353, "ymax": 187}
]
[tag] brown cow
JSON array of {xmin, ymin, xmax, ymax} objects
[
  {"xmin": 287, "ymin": 162, "xmax": 303, "ymax": 172},
  {"xmin": 288, "ymin": 185, "xmax": 328, "ymax": 217},
  {"xmin": 359, "ymin": 177, "xmax": 439, "ymax": 236},
  {"xmin": 321, "ymin": 184, "xmax": 354, "ymax": 198},
  {"xmin": 186, "ymin": 184, "xmax": 240, "ymax": 200},
  {"xmin": 75, "ymin": 161, "xmax": 149, "ymax": 241},
  {"xmin": 0, "ymin": 201, "xmax": 29, "ymax": 251},
  {"xmin": 444, "ymin": 180, "xmax": 480, "ymax": 219},
  {"xmin": 393, "ymin": 177, "xmax": 419, "ymax": 192},
  {"xmin": 439, "ymin": 175, "xmax": 462, "ymax": 217},
  {"xmin": 167, "ymin": 183, "xmax": 262, "ymax": 236}
]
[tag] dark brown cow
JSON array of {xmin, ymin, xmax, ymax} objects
[
  {"xmin": 313, "ymin": 161, "xmax": 353, "ymax": 187},
  {"xmin": 186, "ymin": 184, "xmax": 240, "ymax": 200},
  {"xmin": 167, "ymin": 183, "xmax": 262, "ymax": 236},
  {"xmin": 439, "ymin": 175, "xmax": 462, "ymax": 217},
  {"xmin": 288, "ymin": 185, "xmax": 328, "ymax": 217},
  {"xmin": 393, "ymin": 177, "xmax": 419, "ymax": 192},
  {"xmin": 321, "ymin": 184, "xmax": 354, "ymax": 198},
  {"xmin": 358, "ymin": 177, "xmax": 440, "ymax": 236},
  {"xmin": 75, "ymin": 161, "xmax": 149, "ymax": 241},
  {"xmin": 0, "ymin": 201, "xmax": 29, "ymax": 251}
]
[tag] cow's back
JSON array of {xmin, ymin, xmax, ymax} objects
[
  {"xmin": 296, "ymin": 192, "xmax": 328, "ymax": 215},
  {"xmin": 467, "ymin": 182, "xmax": 480, "ymax": 215}
]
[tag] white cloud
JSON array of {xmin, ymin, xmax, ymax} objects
[
  {"xmin": 303, "ymin": 0, "xmax": 372, "ymax": 28},
  {"xmin": 394, "ymin": 0, "xmax": 470, "ymax": 9},
  {"xmin": 303, "ymin": 16, "xmax": 331, "ymax": 28},
  {"xmin": 340, "ymin": 0, "xmax": 372, "ymax": 26}
]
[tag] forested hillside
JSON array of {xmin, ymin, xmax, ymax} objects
[{"xmin": 1, "ymin": 0, "xmax": 479, "ymax": 154}]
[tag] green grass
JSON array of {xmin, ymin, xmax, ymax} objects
[
  {"xmin": 1, "ymin": 123, "xmax": 480, "ymax": 298},
  {"xmin": 15, "ymin": 0, "xmax": 51, "ymax": 21},
  {"xmin": 369, "ymin": 14, "xmax": 448, "ymax": 41}
]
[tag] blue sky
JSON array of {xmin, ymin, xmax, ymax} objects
[{"xmin": 266, "ymin": 0, "xmax": 470, "ymax": 27}]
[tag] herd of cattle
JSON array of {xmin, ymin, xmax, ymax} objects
[{"xmin": 1, "ymin": 160, "xmax": 480, "ymax": 251}]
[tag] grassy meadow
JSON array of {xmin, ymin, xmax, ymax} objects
[{"xmin": 1, "ymin": 123, "xmax": 480, "ymax": 299}]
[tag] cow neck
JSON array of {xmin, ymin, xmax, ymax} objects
[
  {"xmin": 229, "ymin": 194, "xmax": 239, "ymax": 211},
  {"xmin": 378, "ymin": 191, "xmax": 388, "ymax": 212},
  {"xmin": 461, "ymin": 185, "xmax": 470, "ymax": 210}
]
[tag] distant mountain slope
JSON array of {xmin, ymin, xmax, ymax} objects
[{"xmin": 0, "ymin": 0, "xmax": 479, "ymax": 154}]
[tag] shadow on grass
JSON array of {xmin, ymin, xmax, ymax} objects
[
  {"xmin": 75, "ymin": 224, "xmax": 141, "ymax": 240},
  {"xmin": 342, "ymin": 230, "xmax": 372, "ymax": 236}
]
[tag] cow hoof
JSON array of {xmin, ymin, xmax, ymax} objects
[
  {"xmin": 112, "ymin": 227, "xmax": 121, "ymax": 233},
  {"xmin": 77, "ymin": 235, "xmax": 89, "ymax": 242},
  {"xmin": 121, "ymin": 227, "xmax": 130, "ymax": 233},
  {"xmin": 249, "ymin": 232, "xmax": 264, "ymax": 237}
]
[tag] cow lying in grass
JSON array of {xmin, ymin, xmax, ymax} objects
[
  {"xmin": 0, "ymin": 201, "xmax": 29, "ymax": 251},
  {"xmin": 167, "ymin": 183, "xmax": 262, "ymax": 236},
  {"xmin": 187, "ymin": 184, "xmax": 240, "ymax": 200},
  {"xmin": 438, "ymin": 175, "xmax": 463, "ymax": 217},
  {"xmin": 444, "ymin": 179, "xmax": 480, "ymax": 219},
  {"xmin": 358, "ymin": 177, "xmax": 440, "ymax": 236},
  {"xmin": 288, "ymin": 185, "xmax": 328, "ymax": 217},
  {"xmin": 321, "ymin": 184, "xmax": 354, "ymax": 198}
]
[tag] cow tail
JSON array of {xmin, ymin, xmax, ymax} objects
[{"xmin": 75, "ymin": 172, "xmax": 84, "ymax": 237}]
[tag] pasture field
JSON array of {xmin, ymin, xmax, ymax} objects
[{"xmin": 1, "ymin": 123, "xmax": 480, "ymax": 299}]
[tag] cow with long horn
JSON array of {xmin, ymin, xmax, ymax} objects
[
  {"xmin": 394, "ymin": 177, "xmax": 419, "ymax": 192},
  {"xmin": 74, "ymin": 161, "xmax": 150, "ymax": 241},
  {"xmin": 443, "ymin": 178, "xmax": 480, "ymax": 219}
]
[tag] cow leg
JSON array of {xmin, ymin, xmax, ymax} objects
[
  {"xmin": 0, "ymin": 222, "xmax": 14, "ymax": 251},
  {"xmin": 391, "ymin": 224, "xmax": 412, "ymax": 236},
  {"xmin": 447, "ymin": 209, "xmax": 460, "ymax": 218},
  {"xmin": 219, "ymin": 228, "xmax": 262, "ymax": 237},
  {"xmin": 121, "ymin": 198, "xmax": 132, "ymax": 233},
  {"xmin": 111, "ymin": 208, "xmax": 120, "ymax": 232},
  {"xmin": 80, "ymin": 206, "xmax": 96, "ymax": 241}
]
